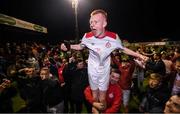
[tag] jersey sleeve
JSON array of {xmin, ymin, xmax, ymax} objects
[
  {"xmin": 80, "ymin": 33, "xmax": 87, "ymax": 48},
  {"xmin": 115, "ymin": 34, "xmax": 124, "ymax": 50}
]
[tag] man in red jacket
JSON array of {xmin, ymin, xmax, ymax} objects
[
  {"xmin": 84, "ymin": 68, "xmax": 122, "ymax": 113},
  {"xmin": 118, "ymin": 56, "xmax": 135, "ymax": 113}
]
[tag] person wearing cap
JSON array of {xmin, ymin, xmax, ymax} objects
[{"xmin": 16, "ymin": 64, "xmax": 42, "ymax": 112}]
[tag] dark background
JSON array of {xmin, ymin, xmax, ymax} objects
[{"xmin": 0, "ymin": 0, "xmax": 179, "ymax": 42}]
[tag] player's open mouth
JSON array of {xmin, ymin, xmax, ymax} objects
[
  {"xmin": 91, "ymin": 29, "xmax": 96, "ymax": 31},
  {"xmin": 91, "ymin": 29, "xmax": 97, "ymax": 34}
]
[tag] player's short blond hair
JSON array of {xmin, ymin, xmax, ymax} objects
[{"xmin": 90, "ymin": 9, "xmax": 107, "ymax": 20}]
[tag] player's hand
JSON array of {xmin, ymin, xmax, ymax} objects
[
  {"xmin": 60, "ymin": 43, "xmax": 68, "ymax": 51},
  {"xmin": 92, "ymin": 106, "xmax": 100, "ymax": 114},
  {"xmin": 93, "ymin": 102, "xmax": 105, "ymax": 111},
  {"xmin": 60, "ymin": 82, "xmax": 65, "ymax": 87},
  {"xmin": 69, "ymin": 56, "xmax": 75, "ymax": 63},
  {"xmin": 140, "ymin": 55, "xmax": 149, "ymax": 62},
  {"xmin": 0, "ymin": 79, "xmax": 11, "ymax": 92}
]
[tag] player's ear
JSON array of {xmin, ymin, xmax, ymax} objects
[{"xmin": 103, "ymin": 20, "xmax": 107, "ymax": 28}]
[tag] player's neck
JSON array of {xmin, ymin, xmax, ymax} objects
[{"xmin": 96, "ymin": 30, "xmax": 106, "ymax": 39}]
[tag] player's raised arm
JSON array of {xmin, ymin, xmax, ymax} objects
[
  {"xmin": 60, "ymin": 43, "xmax": 84, "ymax": 51},
  {"xmin": 122, "ymin": 47, "xmax": 149, "ymax": 62},
  {"xmin": 70, "ymin": 44, "xmax": 84, "ymax": 50}
]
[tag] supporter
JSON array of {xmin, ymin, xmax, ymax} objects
[
  {"xmin": 69, "ymin": 58, "xmax": 90, "ymax": 113},
  {"xmin": 164, "ymin": 93, "xmax": 180, "ymax": 113},
  {"xmin": 145, "ymin": 52, "xmax": 166, "ymax": 76},
  {"xmin": 84, "ymin": 68, "xmax": 122, "ymax": 113},
  {"xmin": 139, "ymin": 73, "xmax": 170, "ymax": 113},
  {"xmin": 113, "ymin": 54, "xmax": 135, "ymax": 113},
  {"xmin": 40, "ymin": 67, "xmax": 64, "ymax": 113},
  {"xmin": 16, "ymin": 64, "xmax": 42, "ymax": 112},
  {"xmin": 169, "ymin": 57, "xmax": 180, "ymax": 95}
]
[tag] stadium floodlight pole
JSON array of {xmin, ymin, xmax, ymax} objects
[{"xmin": 72, "ymin": 0, "xmax": 79, "ymax": 43}]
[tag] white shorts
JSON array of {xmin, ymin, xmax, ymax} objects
[
  {"xmin": 88, "ymin": 65, "xmax": 110, "ymax": 91},
  {"xmin": 122, "ymin": 90, "xmax": 131, "ymax": 106}
]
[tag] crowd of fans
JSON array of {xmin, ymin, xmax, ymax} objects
[{"xmin": 0, "ymin": 41, "xmax": 180, "ymax": 113}]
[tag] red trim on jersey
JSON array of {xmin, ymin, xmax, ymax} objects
[
  {"xmin": 85, "ymin": 32, "xmax": 94, "ymax": 38},
  {"xmin": 105, "ymin": 31, "xmax": 116, "ymax": 39}
]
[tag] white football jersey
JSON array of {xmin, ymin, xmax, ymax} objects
[
  {"xmin": 81, "ymin": 31, "xmax": 124, "ymax": 91},
  {"xmin": 81, "ymin": 31, "xmax": 123, "ymax": 66}
]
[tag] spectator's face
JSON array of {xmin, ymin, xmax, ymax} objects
[
  {"xmin": 43, "ymin": 58, "xmax": 50, "ymax": 66},
  {"xmin": 110, "ymin": 72, "xmax": 120, "ymax": 84},
  {"xmin": 89, "ymin": 13, "xmax": 107, "ymax": 37},
  {"xmin": 148, "ymin": 78, "xmax": 160, "ymax": 88},
  {"xmin": 76, "ymin": 61, "xmax": 84, "ymax": 69},
  {"xmin": 40, "ymin": 69, "xmax": 49, "ymax": 80},
  {"xmin": 25, "ymin": 68, "xmax": 34, "ymax": 77},
  {"xmin": 53, "ymin": 55, "xmax": 58, "ymax": 61},
  {"xmin": 153, "ymin": 54, "xmax": 160, "ymax": 60},
  {"xmin": 164, "ymin": 95, "xmax": 180, "ymax": 113},
  {"xmin": 161, "ymin": 53, "xmax": 166, "ymax": 59},
  {"xmin": 174, "ymin": 49, "xmax": 180, "ymax": 57},
  {"xmin": 62, "ymin": 58, "xmax": 67, "ymax": 64},
  {"xmin": 175, "ymin": 61, "xmax": 180, "ymax": 74},
  {"xmin": 121, "ymin": 61, "xmax": 130, "ymax": 68},
  {"xmin": 115, "ymin": 56, "xmax": 120, "ymax": 62}
]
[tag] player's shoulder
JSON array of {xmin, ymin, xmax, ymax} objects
[
  {"xmin": 105, "ymin": 31, "xmax": 117, "ymax": 39},
  {"xmin": 84, "ymin": 32, "xmax": 94, "ymax": 38}
]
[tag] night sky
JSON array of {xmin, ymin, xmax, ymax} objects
[{"xmin": 0, "ymin": 0, "xmax": 179, "ymax": 42}]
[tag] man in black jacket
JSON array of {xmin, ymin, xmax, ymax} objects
[
  {"xmin": 40, "ymin": 67, "xmax": 64, "ymax": 113},
  {"xmin": 64, "ymin": 58, "xmax": 90, "ymax": 113},
  {"xmin": 145, "ymin": 52, "xmax": 166, "ymax": 77},
  {"xmin": 16, "ymin": 66, "xmax": 42, "ymax": 112},
  {"xmin": 139, "ymin": 73, "xmax": 170, "ymax": 113}
]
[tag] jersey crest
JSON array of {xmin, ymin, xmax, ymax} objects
[{"xmin": 105, "ymin": 41, "xmax": 111, "ymax": 48}]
